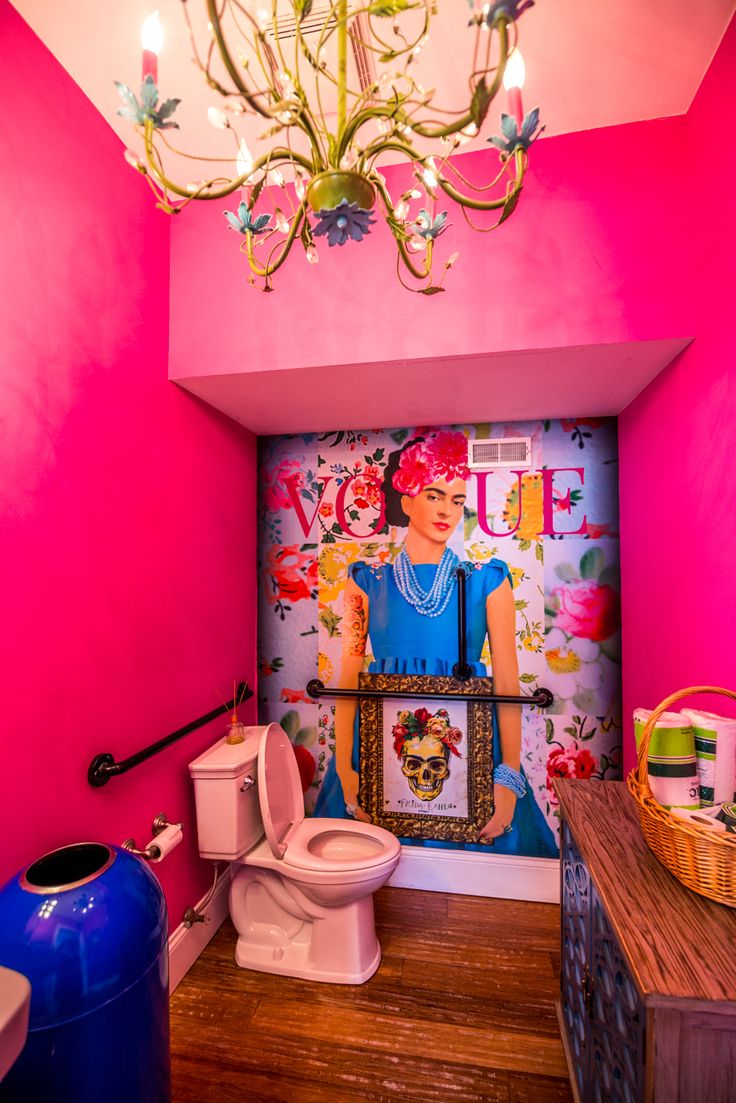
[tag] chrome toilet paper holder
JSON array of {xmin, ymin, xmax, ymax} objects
[{"xmin": 123, "ymin": 813, "xmax": 181, "ymax": 861}]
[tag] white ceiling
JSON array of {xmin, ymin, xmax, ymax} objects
[{"xmin": 11, "ymin": 0, "xmax": 736, "ymax": 163}]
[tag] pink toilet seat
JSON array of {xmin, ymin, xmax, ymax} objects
[
  {"xmin": 283, "ymin": 818, "xmax": 401, "ymax": 874},
  {"xmin": 256, "ymin": 723, "xmax": 400, "ymax": 875}
]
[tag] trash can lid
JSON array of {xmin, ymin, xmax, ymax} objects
[{"xmin": 0, "ymin": 844, "xmax": 168, "ymax": 1029}]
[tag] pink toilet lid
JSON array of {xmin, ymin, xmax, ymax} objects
[{"xmin": 257, "ymin": 724, "xmax": 304, "ymax": 859}]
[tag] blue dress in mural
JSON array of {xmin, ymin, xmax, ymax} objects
[{"xmin": 314, "ymin": 558, "xmax": 558, "ymax": 858}]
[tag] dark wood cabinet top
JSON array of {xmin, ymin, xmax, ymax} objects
[{"xmin": 555, "ymin": 779, "xmax": 736, "ymax": 1009}]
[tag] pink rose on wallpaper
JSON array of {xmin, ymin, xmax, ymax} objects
[
  {"xmin": 428, "ymin": 431, "xmax": 471, "ymax": 482},
  {"xmin": 392, "ymin": 444, "xmax": 434, "ymax": 496},
  {"xmin": 546, "ymin": 746, "xmax": 600, "ymax": 803},
  {"xmin": 262, "ymin": 458, "xmax": 304, "ymax": 511},
  {"xmin": 546, "ymin": 748, "xmax": 575, "ymax": 784},
  {"xmin": 551, "ymin": 580, "xmax": 619, "ymax": 641}
]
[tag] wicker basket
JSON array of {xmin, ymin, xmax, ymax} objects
[{"xmin": 627, "ymin": 686, "xmax": 736, "ymax": 907}]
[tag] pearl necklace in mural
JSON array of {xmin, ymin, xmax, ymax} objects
[{"xmin": 393, "ymin": 548, "xmax": 460, "ymax": 617}]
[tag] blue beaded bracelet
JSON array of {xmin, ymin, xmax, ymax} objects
[{"xmin": 493, "ymin": 763, "xmax": 527, "ymax": 798}]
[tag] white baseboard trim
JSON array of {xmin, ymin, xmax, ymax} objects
[
  {"xmin": 168, "ymin": 850, "xmax": 558, "ymax": 989},
  {"xmin": 389, "ymin": 846, "xmax": 560, "ymax": 903},
  {"xmin": 168, "ymin": 865, "xmax": 232, "ymax": 992}
]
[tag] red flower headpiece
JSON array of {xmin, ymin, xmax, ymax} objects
[
  {"xmin": 392, "ymin": 706, "xmax": 463, "ymax": 759},
  {"xmin": 392, "ymin": 431, "xmax": 470, "ymax": 497}
]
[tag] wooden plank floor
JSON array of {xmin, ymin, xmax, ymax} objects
[{"xmin": 170, "ymin": 887, "xmax": 573, "ymax": 1103}]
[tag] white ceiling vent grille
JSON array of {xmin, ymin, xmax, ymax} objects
[
  {"xmin": 269, "ymin": 5, "xmax": 337, "ymax": 40},
  {"xmin": 267, "ymin": 9, "xmax": 375, "ymax": 96},
  {"xmin": 468, "ymin": 437, "xmax": 532, "ymax": 470}
]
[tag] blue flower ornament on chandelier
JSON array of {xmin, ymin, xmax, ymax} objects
[
  {"xmin": 313, "ymin": 198, "xmax": 377, "ymax": 247},
  {"xmin": 116, "ymin": 1, "xmax": 544, "ymax": 293}
]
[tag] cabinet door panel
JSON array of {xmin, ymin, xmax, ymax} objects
[
  {"xmin": 589, "ymin": 893, "xmax": 646, "ymax": 1103},
  {"xmin": 560, "ymin": 821, "xmax": 591, "ymax": 1101}
]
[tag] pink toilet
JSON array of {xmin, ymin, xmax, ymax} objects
[{"xmin": 189, "ymin": 723, "xmax": 401, "ymax": 984}]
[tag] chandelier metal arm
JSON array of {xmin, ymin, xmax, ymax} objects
[
  {"xmin": 265, "ymin": 3, "xmax": 329, "ymax": 166},
  {"xmin": 299, "ymin": 0, "xmax": 367, "ymax": 147},
  {"xmin": 244, "ymin": 202, "xmax": 307, "ymax": 279},
  {"xmin": 281, "ymin": 103, "xmax": 329, "ymax": 172},
  {"xmin": 336, "ymin": 16, "xmax": 510, "ymax": 162},
  {"xmin": 291, "ymin": 13, "xmax": 327, "ymax": 136},
  {"xmin": 411, "ymin": 19, "xmax": 510, "ymax": 140},
  {"xmin": 371, "ymin": 172, "xmax": 432, "ymax": 284},
  {"xmin": 395, "ymin": 234, "xmax": 433, "ymax": 283},
  {"xmin": 338, "ymin": 101, "xmax": 470, "ymax": 165},
  {"xmin": 362, "ymin": 139, "xmax": 422, "ymax": 181},
  {"xmin": 437, "ymin": 148, "xmax": 527, "ymax": 212},
  {"xmin": 362, "ymin": 1, "xmax": 432, "ymax": 57},
  {"xmin": 141, "ymin": 122, "xmax": 314, "ymax": 202},
  {"xmin": 337, "ymin": 0, "xmax": 348, "ymax": 139},
  {"xmin": 204, "ymin": 0, "xmax": 273, "ymax": 119},
  {"xmin": 441, "ymin": 151, "xmax": 515, "ymax": 195}
]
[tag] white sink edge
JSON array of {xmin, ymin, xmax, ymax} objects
[{"xmin": 0, "ymin": 966, "xmax": 31, "ymax": 1082}]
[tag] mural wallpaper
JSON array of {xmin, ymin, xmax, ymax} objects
[{"xmin": 257, "ymin": 418, "xmax": 623, "ymax": 858}]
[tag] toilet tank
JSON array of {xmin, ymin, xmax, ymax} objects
[{"xmin": 188, "ymin": 730, "xmax": 263, "ymax": 860}]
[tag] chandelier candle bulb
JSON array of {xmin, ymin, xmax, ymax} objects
[
  {"xmin": 507, "ymin": 87, "xmax": 523, "ymax": 128},
  {"xmin": 141, "ymin": 51, "xmax": 157, "ymax": 84},
  {"xmin": 503, "ymin": 49, "xmax": 526, "ymax": 128},
  {"xmin": 236, "ymin": 139, "xmax": 254, "ymax": 180},
  {"xmin": 140, "ymin": 11, "xmax": 163, "ymax": 84}
]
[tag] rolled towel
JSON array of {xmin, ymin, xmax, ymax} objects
[
  {"xmin": 682, "ymin": 708, "xmax": 736, "ymax": 807},
  {"xmin": 633, "ymin": 708, "xmax": 699, "ymax": 810},
  {"xmin": 670, "ymin": 807, "xmax": 727, "ymax": 833}
]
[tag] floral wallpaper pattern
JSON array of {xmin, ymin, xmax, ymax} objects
[{"xmin": 257, "ymin": 418, "xmax": 622, "ymax": 841}]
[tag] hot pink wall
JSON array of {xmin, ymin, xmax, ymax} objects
[
  {"xmin": 0, "ymin": 1, "xmax": 257, "ymax": 925},
  {"xmin": 169, "ymin": 114, "xmax": 694, "ymax": 381},
  {"xmin": 619, "ymin": 14, "xmax": 736, "ymax": 770}
]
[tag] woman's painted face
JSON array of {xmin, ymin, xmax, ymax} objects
[{"xmin": 401, "ymin": 478, "xmax": 466, "ymax": 545}]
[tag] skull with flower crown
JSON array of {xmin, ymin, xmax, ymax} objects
[{"xmin": 393, "ymin": 706, "xmax": 462, "ymax": 801}]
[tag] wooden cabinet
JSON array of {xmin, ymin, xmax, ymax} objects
[{"xmin": 555, "ymin": 781, "xmax": 736, "ymax": 1103}]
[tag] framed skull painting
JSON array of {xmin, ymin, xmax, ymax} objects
[{"xmin": 358, "ymin": 674, "xmax": 495, "ymax": 842}]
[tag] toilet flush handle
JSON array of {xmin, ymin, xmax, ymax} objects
[{"xmin": 240, "ymin": 776, "xmax": 255, "ymax": 792}]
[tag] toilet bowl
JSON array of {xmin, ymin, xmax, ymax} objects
[{"xmin": 189, "ymin": 723, "xmax": 401, "ymax": 983}]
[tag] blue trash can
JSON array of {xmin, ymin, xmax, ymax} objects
[{"xmin": 0, "ymin": 842, "xmax": 170, "ymax": 1102}]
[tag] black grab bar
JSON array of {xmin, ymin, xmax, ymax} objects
[
  {"xmin": 306, "ymin": 680, "xmax": 554, "ymax": 709},
  {"xmin": 452, "ymin": 567, "xmax": 473, "ymax": 680},
  {"xmin": 87, "ymin": 681, "xmax": 252, "ymax": 787},
  {"xmin": 305, "ymin": 563, "xmax": 554, "ymax": 709}
]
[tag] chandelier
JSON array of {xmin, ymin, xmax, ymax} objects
[{"xmin": 117, "ymin": 1, "xmax": 542, "ymax": 293}]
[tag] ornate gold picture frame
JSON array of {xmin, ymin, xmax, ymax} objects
[{"xmin": 358, "ymin": 673, "xmax": 494, "ymax": 842}]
